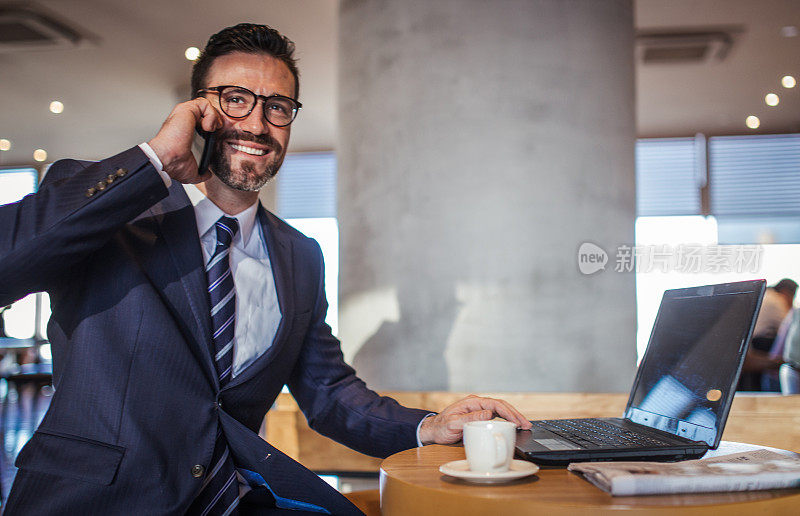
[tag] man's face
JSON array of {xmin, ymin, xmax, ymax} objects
[{"xmin": 203, "ymin": 52, "xmax": 295, "ymax": 191}]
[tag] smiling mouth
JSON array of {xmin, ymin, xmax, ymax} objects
[{"xmin": 228, "ymin": 142, "xmax": 270, "ymax": 156}]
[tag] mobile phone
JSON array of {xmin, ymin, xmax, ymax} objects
[{"xmin": 197, "ymin": 129, "xmax": 216, "ymax": 176}]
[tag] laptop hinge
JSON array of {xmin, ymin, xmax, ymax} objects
[{"xmin": 625, "ymin": 407, "xmax": 716, "ymax": 446}]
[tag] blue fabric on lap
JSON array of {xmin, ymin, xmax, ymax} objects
[{"xmin": 238, "ymin": 468, "xmax": 331, "ymax": 514}]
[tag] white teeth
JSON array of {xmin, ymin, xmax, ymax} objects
[{"xmin": 230, "ymin": 143, "xmax": 267, "ymax": 156}]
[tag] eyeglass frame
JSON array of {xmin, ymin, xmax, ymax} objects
[{"xmin": 196, "ymin": 85, "xmax": 303, "ymax": 127}]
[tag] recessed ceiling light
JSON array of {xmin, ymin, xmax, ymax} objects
[
  {"xmin": 0, "ymin": 139, "xmax": 10, "ymax": 151},
  {"xmin": 765, "ymin": 93, "xmax": 780, "ymax": 106},
  {"xmin": 33, "ymin": 149, "xmax": 47, "ymax": 162},
  {"xmin": 185, "ymin": 46, "xmax": 200, "ymax": 61},
  {"xmin": 49, "ymin": 100, "xmax": 64, "ymax": 114},
  {"xmin": 781, "ymin": 26, "xmax": 799, "ymax": 38},
  {"xmin": 782, "ymin": 75, "xmax": 797, "ymax": 89},
  {"xmin": 745, "ymin": 115, "xmax": 760, "ymax": 129}
]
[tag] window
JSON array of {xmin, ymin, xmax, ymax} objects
[
  {"xmin": 0, "ymin": 168, "xmax": 49, "ymax": 344},
  {"xmin": 709, "ymin": 134, "xmax": 800, "ymax": 218},
  {"xmin": 636, "ymin": 133, "xmax": 800, "ymax": 241},
  {"xmin": 635, "ymin": 136, "xmax": 704, "ymax": 217},
  {"xmin": 710, "ymin": 134, "xmax": 800, "ymax": 245},
  {"xmin": 276, "ymin": 152, "xmax": 339, "ymax": 334},
  {"xmin": 277, "ymin": 152, "xmax": 336, "ymax": 219},
  {"xmin": 0, "ymin": 168, "xmax": 38, "ymax": 205},
  {"xmin": 634, "ymin": 134, "xmax": 800, "ymax": 359}
]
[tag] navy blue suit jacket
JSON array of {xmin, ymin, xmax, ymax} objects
[{"xmin": 0, "ymin": 147, "xmax": 429, "ymax": 515}]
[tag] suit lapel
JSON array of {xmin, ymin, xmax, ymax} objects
[
  {"xmin": 133, "ymin": 191, "xmax": 295, "ymax": 391},
  {"xmin": 225, "ymin": 207, "xmax": 294, "ymax": 389},
  {"xmin": 130, "ymin": 183, "xmax": 218, "ymax": 386}
]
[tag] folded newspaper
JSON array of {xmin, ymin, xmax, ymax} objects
[{"xmin": 568, "ymin": 449, "xmax": 800, "ymax": 496}]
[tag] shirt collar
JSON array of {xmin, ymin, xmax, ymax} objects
[{"xmin": 182, "ymin": 183, "xmax": 259, "ymax": 247}]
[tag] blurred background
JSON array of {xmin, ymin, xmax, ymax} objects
[{"xmin": 1, "ymin": 0, "xmax": 799, "ymax": 396}]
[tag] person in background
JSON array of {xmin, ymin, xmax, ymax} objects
[
  {"xmin": 769, "ymin": 307, "xmax": 800, "ymax": 393},
  {"xmin": 738, "ymin": 278, "xmax": 797, "ymax": 391}
]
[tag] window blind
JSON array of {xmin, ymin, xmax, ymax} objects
[
  {"xmin": 276, "ymin": 152, "xmax": 336, "ymax": 219},
  {"xmin": 709, "ymin": 134, "xmax": 800, "ymax": 217},
  {"xmin": 635, "ymin": 137, "xmax": 704, "ymax": 216}
]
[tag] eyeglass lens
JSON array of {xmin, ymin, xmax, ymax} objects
[{"xmin": 218, "ymin": 87, "xmax": 298, "ymax": 126}]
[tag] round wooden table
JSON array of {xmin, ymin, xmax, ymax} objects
[{"xmin": 380, "ymin": 445, "xmax": 800, "ymax": 515}]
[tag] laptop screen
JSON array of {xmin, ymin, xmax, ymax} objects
[{"xmin": 624, "ymin": 280, "xmax": 765, "ymax": 447}]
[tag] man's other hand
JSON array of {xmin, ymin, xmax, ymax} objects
[
  {"xmin": 148, "ymin": 98, "xmax": 223, "ymax": 184},
  {"xmin": 418, "ymin": 395, "xmax": 533, "ymax": 445}
]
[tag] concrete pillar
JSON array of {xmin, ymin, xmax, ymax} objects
[{"xmin": 337, "ymin": 0, "xmax": 636, "ymax": 392}]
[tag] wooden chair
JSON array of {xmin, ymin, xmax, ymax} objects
[{"xmin": 343, "ymin": 489, "xmax": 381, "ymax": 516}]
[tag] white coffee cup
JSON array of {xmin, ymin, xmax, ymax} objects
[{"xmin": 463, "ymin": 420, "xmax": 517, "ymax": 474}]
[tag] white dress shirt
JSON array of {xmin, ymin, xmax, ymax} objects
[
  {"xmin": 138, "ymin": 142, "xmax": 281, "ymax": 377},
  {"xmin": 183, "ymin": 184, "xmax": 281, "ymax": 377}
]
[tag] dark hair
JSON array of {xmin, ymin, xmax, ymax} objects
[
  {"xmin": 774, "ymin": 278, "xmax": 798, "ymax": 297},
  {"xmin": 191, "ymin": 23, "xmax": 300, "ymax": 99}
]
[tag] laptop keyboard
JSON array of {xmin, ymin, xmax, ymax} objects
[{"xmin": 532, "ymin": 418, "xmax": 673, "ymax": 449}]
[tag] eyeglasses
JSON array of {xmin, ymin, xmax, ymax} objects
[{"xmin": 197, "ymin": 85, "xmax": 302, "ymax": 127}]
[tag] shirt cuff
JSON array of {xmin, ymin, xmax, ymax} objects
[
  {"xmin": 138, "ymin": 142, "xmax": 172, "ymax": 188},
  {"xmin": 415, "ymin": 413, "xmax": 437, "ymax": 447}
]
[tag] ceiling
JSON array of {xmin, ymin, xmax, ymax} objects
[
  {"xmin": 0, "ymin": 0, "xmax": 798, "ymax": 167},
  {"xmin": 636, "ymin": 0, "xmax": 800, "ymax": 138},
  {"xmin": 0, "ymin": 0, "xmax": 338, "ymax": 166}
]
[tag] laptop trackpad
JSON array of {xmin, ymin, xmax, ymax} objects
[{"xmin": 535, "ymin": 438, "xmax": 582, "ymax": 451}]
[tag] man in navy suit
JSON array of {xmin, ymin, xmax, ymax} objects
[{"xmin": 0, "ymin": 24, "xmax": 530, "ymax": 515}]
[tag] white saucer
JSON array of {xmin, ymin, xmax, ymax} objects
[{"xmin": 439, "ymin": 460, "xmax": 539, "ymax": 484}]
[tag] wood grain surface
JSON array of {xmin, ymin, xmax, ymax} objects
[{"xmin": 380, "ymin": 444, "xmax": 800, "ymax": 515}]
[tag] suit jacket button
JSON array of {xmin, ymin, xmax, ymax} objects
[
  {"xmin": 115, "ymin": 168, "xmax": 128, "ymax": 177},
  {"xmin": 191, "ymin": 464, "xmax": 205, "ymax": 478},
  {"xmin": 107, "ymin": 174, "xmax": 116, "ymax": 183},
  {"xmin": 96, "ymin": 181, "xmax": 106, "ymax": 191},
  {"xmin": 85, "ymin": 187, "xmax": 96, "ymax": 197}
]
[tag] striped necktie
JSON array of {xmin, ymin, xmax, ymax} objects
[
  {"xmin": 187, "ymin": 215, "xmax": 240, "ymax": 516},
  {"xmin": 206, "ymin": 215, "xmax": 239, "ymax": 385}
]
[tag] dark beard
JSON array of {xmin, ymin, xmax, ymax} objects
[{"xmin": 209, "ymin": 130, "xmax": 285, "ymax": 191}]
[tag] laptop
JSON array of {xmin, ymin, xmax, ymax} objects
[{"xmin": 515, "ymin": 279, "xmax": 766, "ymax": 466}]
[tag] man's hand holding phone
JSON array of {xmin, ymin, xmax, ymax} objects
[{"xmin": 148, "ymin": 97, "xmax": 222, "ymax": 184}]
